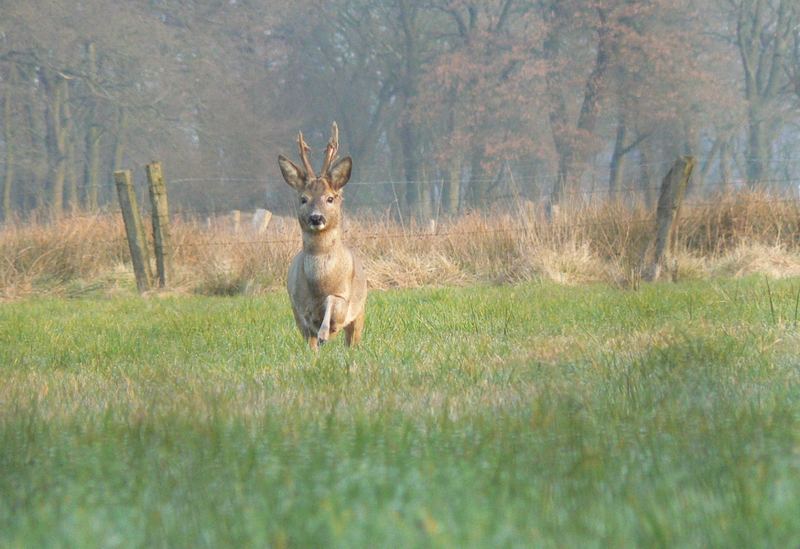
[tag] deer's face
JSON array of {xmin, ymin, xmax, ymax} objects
[
  {"xmin": 295, "ymin": 178, "xmax": 343, "ymax": 233},
  {"xmin": 278, "ymin": 123, "xmax": 352, "ymax": 235}
]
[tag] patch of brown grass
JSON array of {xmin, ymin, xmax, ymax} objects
[
  {"xmin": 0, "ymin": 214, "xmax": 129, "ymax": 299},
  {"xmin": 2, "ymin": 190, "xmax": 800, "ymax": 300},
  {"xmin": 709, "ymin": 243, "xmax": 800, "ymax": 279},
  {"xmin": 679, "ymin": 191, "xmax": 800, "ymax": 254}
]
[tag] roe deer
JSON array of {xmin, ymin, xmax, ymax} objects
[{"xmin": 278, "ymin": 122, "xmax": 367, "ymax": 349}]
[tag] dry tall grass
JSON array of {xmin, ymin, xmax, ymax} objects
[{"xmin": 2, "ymin": 190, "xmax": 800, "ymax": 299}]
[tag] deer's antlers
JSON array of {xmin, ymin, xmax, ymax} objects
[
  {"xmin": 297, "ymin": 131, "xmax": 316, "ymax": 179},
  {"xmin": 321, "ymin": 122, "xmax": 339, "ymax": 176},
  {"xmin": 296, "ymin": 122, "xmax": 340, "ymax": 179}
]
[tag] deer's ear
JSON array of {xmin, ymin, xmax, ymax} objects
[
  {"xmin": 278, "ymin": 155, "xmax": 305, "ymax": 190},
  {"xmin": 329, "ymin": 156, "xmax": 352, "ymax": 190}
]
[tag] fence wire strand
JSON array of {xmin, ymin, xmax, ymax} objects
[{"xmin": 8, "ymin": 169, "xmax": 800, "ymax": 253}]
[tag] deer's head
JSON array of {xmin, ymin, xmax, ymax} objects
[{"xmin": 278, "ymin": 122, "xmax": 352, "ymax": 234}]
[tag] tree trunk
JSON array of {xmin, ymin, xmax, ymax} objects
[
  {"xmin": 719, "ymin": 140, "xmax": 733, "ymax": 191},
  {"xmin": 547, "ymin": 81, "xmax": 570, "ymax": 203},
  {"xmin": 442, "ymin": 156, "xmax": 462, "ymax": 215},
  {"xmin": 467, "ymin": 145, "xmax": 488, "ymax": 208},
  {"xmin": 551, "ymin": 154, "xmax": 569, "ymax": 205},
  {"xmin": 608, "ymin": 116, "xmax": 627, "ymax": 201},
  {"xmin": 574, "ymin": 9, "xmax": 610, "ymax": 143},
  {"xmin": 400, "ymin": 119, "xmax": 423, "ymax": 218},
  {"xmin": 746, "ymin": 110, "xmax": 769, "ymax": 186},
  {"xmin": 733, "ymin": 0, "xmax": 796, "ymax": 188},
  {"xmin": 2, "ymin": 71, "xmax": 15, "ymax": 222},
  {"xmin": 697, "ymin": 137, "xmax": 723, "ymax": 195},
  {"xmin": 28, "ymin": 71, "xmax": 48, "ymax": 212},
  {"xmin": 44, "ymin": 75, "xmax": 67, "ymax": 217},
  {"xmin": 84, "ymin": 41, "xmax": 102, "ymax": 210},
  {"xmin": 62, "ymin": 81, "xmax": 78, "ymax": 212},
  {"xmin": 569, "ymin": 8, "xmax": 611, "ymax": 194},
  {"xmin": 419, "ymin": 164, "xmax": 432, "ymax": 221},
  {"xmin": 639, "ymin": 145, "xmax": 654, "ymax": 208},
  {"xmin": 398, "ymin": 0, "xmax": 424, "ymax": 220},
  {"xmin": 86, "ymin": 125, "xmax": 102, "ymax": 210},
  {"xmin": 113, "ymin": 107, "xmax": 129, "ymax": 170},
  {"xmin": 548, "ymin": 9, "xmax": 611, "ymax": 204}
]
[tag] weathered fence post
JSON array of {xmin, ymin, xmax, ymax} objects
[
  {"xmin": 253, "ymin": 208, "xmax": 272, "ymax": 233},
  {"xmin": 231, "ymin": 209, "xmax": 241, "ymax": 233},
  {"xmin": 146, "ymin": 161, "xmax": 173, "ymax": 288},
  {"xmin": 645, "ymin": 156, "xmax": 695, "ymax": 281},
  {"xmin": 114, "ymin": 170, "xmax": 153, "ymax": 293}
]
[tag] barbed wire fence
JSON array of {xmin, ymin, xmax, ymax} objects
[
  {"xmin": 35, "ymin": 152, "xmax": 800, "ymax": 222},
  {"xmin": 76, "ymin": 155, "xmax": 800, "ymax": 291},
  {"xmin": 54, "ymin": 156, "xmax": 800, "ymax": 231},
  {"xmin": 5, "ymin": 150, "xmax": 800, "ymax": 221},
  {"xmin": 12, "ymin": 154, "xmax": 800, "ymax": 288}
]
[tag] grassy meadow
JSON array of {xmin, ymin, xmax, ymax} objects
[{"xmin": 2, "ymin": 277, "xmax": 800, "ymax": 547}]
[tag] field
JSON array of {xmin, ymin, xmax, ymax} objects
[{"xmin": 2, "ymin": 277, "xmax": 799, "ymax": 547}]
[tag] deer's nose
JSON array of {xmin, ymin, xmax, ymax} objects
[{"xmin": 309, "ymin": 213, "xmax": 325, "ymax": 226}]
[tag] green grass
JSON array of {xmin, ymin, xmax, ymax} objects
[{"xmin": 1, "ymin": 278, "xmax": 799, "ymax": 547}]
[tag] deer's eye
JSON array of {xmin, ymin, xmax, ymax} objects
[
  {"xmin": 326, "ymin": 196, "xmax": 335, "ymax": 204},
  {"xmin": 300, "ymin": 196, "xmax": 309, "ymax": 204}
]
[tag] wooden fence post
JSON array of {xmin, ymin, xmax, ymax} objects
[
  {"xmin": 253, "ymin": 208, "xmax": 272, "ymax": 233},
  {"xmin": 231, "ymin": 209, "xmax": 241, "ymax": 233},
  {"xmin": 146, "ymin": 161, "xmax": 173, "ymax": 288},
  {"xmin": 114, "ymin": 170, "xmax": 153, "ymax": 293},
  {"xmin": 645, "ymin": 156, "xmax": 695, "ymax": 281}
]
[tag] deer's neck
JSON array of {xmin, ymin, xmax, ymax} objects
[
  {"xmin": 302, "ymin": 227, "xmax": 350, "ymax": 295},
  {"xmin": 302, "ymin": 226, "xmax": 344, "ymax": 257}
]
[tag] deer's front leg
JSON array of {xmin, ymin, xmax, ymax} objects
[
  {"xmin": 317, "ymin": 296, "xmax": 335, "ymax": 345},
  {"xmin": 318, "ymin": 295, "xmax": 349, "ymax": 345}
]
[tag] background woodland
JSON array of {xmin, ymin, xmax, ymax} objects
[{"xmin": 1, "ymin": 0, "xmax": 799, "ymax": 220}]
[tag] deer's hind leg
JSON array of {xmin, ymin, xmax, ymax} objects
[{"xmin": 344, "ymin": 309, "xmax": 365, "ymax": 347}]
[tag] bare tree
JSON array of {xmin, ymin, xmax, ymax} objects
[{"xmin": 727, "ymin": 0, "xmax": 798, "ymax": 185}]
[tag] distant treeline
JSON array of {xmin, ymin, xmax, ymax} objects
[{"xmin": 1, "ymin": 0, "xmax": 799, "ymax": 219}]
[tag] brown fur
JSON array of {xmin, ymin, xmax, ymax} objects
[{"xmin": 278, "ymin": 124, "xmax": 367, "ymax": 349}]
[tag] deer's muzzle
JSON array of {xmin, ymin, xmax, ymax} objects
[{"xmin": 308, "ymin": 213, "xmax": 326, "ymax": 230}]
